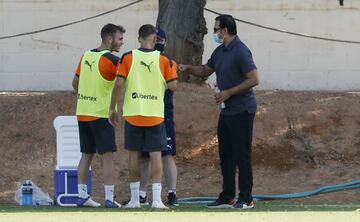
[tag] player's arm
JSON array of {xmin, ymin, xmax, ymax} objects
[
  {"xmin": 72, "ymin": 75, "xmax": 79, "ymax": 92},
  {"xmin": 167, "ymin": 79, "xmax": 178, "ymax": 91},
  {"xmin": 166, "ymin": 60, "xmax": 178, "ymax": 91},
  {"xmin": 109, "ymin": 76, "xmax": 124, "ymax": 127},
  {"xmin": 72, "ymin": 57, "xmax": 82, "ymax": 92},
  {"xmin": 109, "ymin": 53, "xmax": 130, "ymax": 126}
]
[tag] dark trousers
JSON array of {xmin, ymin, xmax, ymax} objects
[{"xmin": 217, "ymin": 111, "xmax": 255, "ymax": 203}]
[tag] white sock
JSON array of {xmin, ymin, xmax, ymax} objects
[
  {"xmin": 139, "ymin": 190, "xmax": 147, "ymax": 198},
  {"xmin": 78, "ymin": 184, "xmax": 89, "ymax": 199},
  {"xmin": 130, "ymin": 182, "xmax": 140, "ymax": 203},
  {"xmin": 168, "ymin": 190, "xmax": 176, "ymax": 194},
  {"xmin": 104, "ymin": 185, "xmax": 114, "ymax": 202},
  {"xmin": 152, "ymin": 183, "xmax": 162, "ymax": 202}
]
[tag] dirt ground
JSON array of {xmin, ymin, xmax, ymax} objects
[{"xmin": 0, "ymin": 83, "xmax": 359, "ymax": 204}]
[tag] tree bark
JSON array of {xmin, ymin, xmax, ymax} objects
[{"xmin": 157, "ymin": 0, "xmax": 207, "ymax": 82}]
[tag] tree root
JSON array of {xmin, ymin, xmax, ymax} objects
[{"xmin": 286, "ymin": 118, "xmax": 321, "ymax": 167}]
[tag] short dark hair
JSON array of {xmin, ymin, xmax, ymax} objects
[
  {"xmin": 215, "ymin": 14, "xmax": 237, "ymax": 35},
  {"xmin": 100, "ymin": 23, "xmax": 126, "ymax": 40},
  {"xmin": 138, "ymin": 24, "xmax": 156, "ymax": 40}
]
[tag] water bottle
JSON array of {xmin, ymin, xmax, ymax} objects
[
  {"xmin": 21, "ymin": 181, "xmax": 33, "ymax": 206},
  {"xmin": 25, "ymin": 181, "xmax": 33, "ymax": 206},
  {"xmin": 214, "ymin": 85, "xmax": 225, "ymax": 109},
  {"xmin": 21, "ymin": 182, "xmax": 28, "ymax": 206},
  {"xmin": 28, "ymin": 181, "xmax": 33, "ymax": 206}
]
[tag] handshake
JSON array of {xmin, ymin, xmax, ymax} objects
[
  {"xmin": 177, "ymin": 64, "xmax": 189, "ymax": 72},
  {"xmin": 177, "ymin": 64, "xmax": 230, "ymax": 107}
]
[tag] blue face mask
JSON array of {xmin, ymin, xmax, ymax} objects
[
  {"xmin": 213, "ymin": 33, "xmax": 223, "ymax": 44},
  {"xmin": 155, "ymin": 43, "xmax": 165, "ymax": 53}
]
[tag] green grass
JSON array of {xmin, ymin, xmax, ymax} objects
[
  {"xmin": 1, "ymin": 202, "xmax": 360, "ymax": 212},
  {"xmin": 1, "ymin": 203, "xmax": 359, "ymax": 222}
]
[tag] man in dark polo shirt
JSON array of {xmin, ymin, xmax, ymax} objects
[{"xmin": 179, "ymin": 14, "xmax": 259, "ymax": 209}]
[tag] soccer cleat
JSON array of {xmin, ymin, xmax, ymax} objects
[
  {"xmin": 207, "ymin": 198, "xmax": 236, "ymax": 209},
  {"xmin": 77, "ymin": 196, "xmax": 101, "ymax": 208},
  {"xmin": 167, "ymin": 192, "xmax": 178, "ymax": 206},
  {"xmin": 124, "ymin": 200, "xmax": 141, "ymax": 209},
  {"xmin": 139, "ymin": 195, "xmax": 149, "ymax": 206},
  {"xmin": 233, "ymin": 201, "xmax": 255, "ymax": 209},
  {"xmin": 104, "ymin": 200, "xmax": 121, "ymax": 208},
  {"xmin": 151, "ymin": 200, "xmax": 169, "ymax": 210}
]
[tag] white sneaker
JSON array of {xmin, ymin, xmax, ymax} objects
[
  {"xmin": 125, "ymin": 200, "xmax": 141, "ymax": 209},
  {"xmin": 151, "ymin": 201, "xmax": 168, "ymax": 210},
  {"xmin": 77, "ymin": 197, "xmax": 101, "ymax": 208}
]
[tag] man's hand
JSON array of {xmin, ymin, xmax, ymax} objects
[
  {"xmin": 108, "ymin": 109, "xmax": 120, "ymax": 127},
  {"xmin": 178, "ymin": 64, "xmax": 189, "ymax": 72},
  {"xmin": 215, "ymin": 90, "xmax": 231, "ymax": 105}
]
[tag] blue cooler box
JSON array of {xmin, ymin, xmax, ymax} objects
[{"xmin": 54, "ymin": 169, "xmax": 92, "ymax": 206}]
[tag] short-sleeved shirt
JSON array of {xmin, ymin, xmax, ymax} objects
[
  {"xmin": 207, "ymin": 36, "xmax": 257, "ymax": 115},
  {"xmin": 117, "ymin": 48, "xmax": 178, "ymax": 127},
  {"xmin": 164, "ymin": 60, "xmax": 177, "ymax": 119},
  {"xmin": 75, "ymin": 49, "xmax": 120, "ymax": 121}
]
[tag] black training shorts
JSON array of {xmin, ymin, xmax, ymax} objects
[
  {"xmin": 124, "ymin": 121, "xmax": 167, "ymax": 152},
  {"xmin": 78, "ymin": 118, "xmax": 116, "ymax": 154}
]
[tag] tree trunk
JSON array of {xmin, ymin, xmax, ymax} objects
[{"xmin": 157, "ymin": 0, "xmax": 207, "ymax": 82}]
